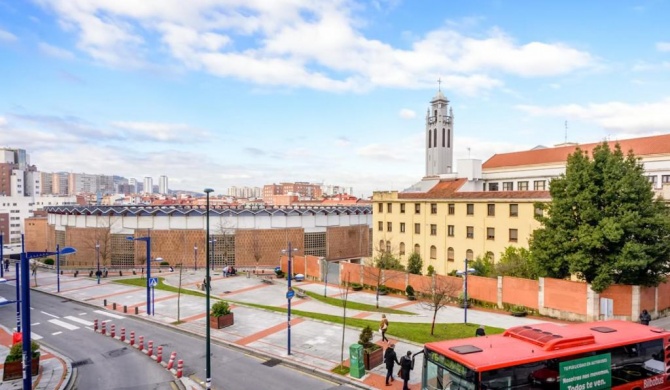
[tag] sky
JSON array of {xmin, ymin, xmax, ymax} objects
[{"xmin": 1, "ymin": 0, "xmax": 670, "ymax": 198}]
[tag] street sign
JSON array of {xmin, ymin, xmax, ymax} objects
[
  {"xmin": 149, "ymin": 277, "xmax": 158, "ymax": 287},
  {"xmin": 286, "ymin": 289, "xmax": 295, "ymax": 300},
  {"xmin": 26, "ymin": 247, "xmax": 77, "ymax": 259}
]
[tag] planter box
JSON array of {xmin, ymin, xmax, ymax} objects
[
  {"xmin": 511, "ymin": 311, "xmax": 527, "ymax": 317},
  {"xmin": 351, "ymin": 286, "xmax": 363, "ymax": 291},
  {"xmin": 407, "ymin": 296, "xmax": 417, "ymax": 301},
  {"xmin": 3, "ymin": 356, "xmax": 40, "ymax": 381},
  {"xmin": 363, "ymin": 347, "xmax": 383, "ymax": 370},
  {"xmin": 209, "ymin": 313, "xmax": 234, "ymax": 329}
]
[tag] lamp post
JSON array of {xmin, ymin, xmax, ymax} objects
[
  {"xmin": 204, "ymin": 188, "xmax": 214, "ymax": 390},
  {"xmin": 457, "ymin": 258, "xmax": 476, "ymax": 324},
  {"xmin": 127, "ymin": 232, "xmax": 152, "ymax": 315},
  {"xmin": 194, "ymin": 244, "xmax": 198, "ymax": 271},
  {"xmin": 0, "ymin": 233, "xmax": 3, "ymax": 278},
  {"xmin": 96, "ymin": 241, "xmax": 101, "ymax": 284},
  {"xmin": 282, "ymin": 243, "xmax": 298, "ymax": 355}
]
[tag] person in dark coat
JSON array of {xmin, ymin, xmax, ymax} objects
[
  {"xmin": 399, "ymin": 350, "xmax": 414, "ymax": 390},
  {"xmin": 640, "ymin": 309, "xmax": 651, "ymax": 325},
  {"xmin": 475, "ymin": 325, "xmax": 486, "ymax": 337},
  {"xmin": 384, "ymin": 344, "xmax": 400, "ymax": 386}
]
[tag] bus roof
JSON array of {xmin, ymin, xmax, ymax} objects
[{"xmin": 425, "ymin": 320, "xmax": 667, "ymax": 371}]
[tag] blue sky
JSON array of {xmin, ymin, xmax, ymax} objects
[{"xmin": 1, "ymin": 0, "xmax": 669, "ymax": 197}]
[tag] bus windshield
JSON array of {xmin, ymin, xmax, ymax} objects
[{"xmin": 424, "ymin": 349, "xmax": 476, "ymax": 390}]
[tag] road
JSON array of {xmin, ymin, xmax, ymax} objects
[{"xmin": 0, "ymin": 281, "xmax": 355, "ymax": 390}]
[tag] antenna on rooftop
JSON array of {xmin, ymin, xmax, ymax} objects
[
  {"xmin": 467, "ymin": 147, "xmax": 471, "ymax": 158},
  {"xmin": 564, "ymin": 120, "xmax": 568, "ymax": 143}
]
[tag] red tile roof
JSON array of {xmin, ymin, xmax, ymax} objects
[
  {"xmin": 398, "ymin": 178, "xmax": 550, "ymax": 200},
  {"xmin": 483, "ymin": 133, "xmax": 670, "ymax": 169},
  {"xmin": 399, "ymin": 179, "xmax": 467, "ymax": 199}
]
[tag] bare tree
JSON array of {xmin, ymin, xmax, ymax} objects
[
  {"xmin": 84, "ymin": 216, "xmax": 117, "ymax": 268},
  {"xmin": 252, "ymin": 230, "xmax": 262, "ymax": 273},
  {"xmin": 420, "ymin": 275, "xmax": 461, "ymax": 335},
  {"xmin": 339, "ymin": 271, "xmax": 351, "ymax": 370},
  {"xmin": 363, "ymin": 242, "xmax": 404, "ymax": 308},
  {"xmin": 215, "ymin": 220, "xmax": 237, "ymax": 269}
]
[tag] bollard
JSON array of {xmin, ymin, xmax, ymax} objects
[
  {"xmin": 103, "ymin": 299, "xmax": 107, "ymax": 307},
  {"xmin": 130, "ymin": 331, "xmax": 135, "ymax": 346},
  {"xmin": 176, "ymin": 360, "xmax": 183, "ymax": 378},
  {"xmin": 93, "ymin": 319, "xmax": 98, "ymax": 331},
  {"xmin": 74, "ymin": 270, "xmax": 78, "ymax": 277},
  {"xmin": 113, "ymin": 302, "xmax": 117, "ymax": 310},
  {"xmin": 167, "ymin": 352, "xmax": 177, "ymax": 370},
  {"xmin": 147, "ymin": 340, "xmax": 153, "ymax": 356},
  {"xmin": 120, "ymin": 328, "xmax": 126, "ymax": 342},
  {"xmin": 101, "ymin": 321, "xmax": 106, "ymax": 335},
  {"xmin": 123, "ymin": 305, "xmax": 127, "ymax": 313},
  {"xmin": 134, "ymin": 307, "xmax": 139, "ymax": 315},
  {"xmin": 157, "ymin": 346, "xmax": 163, "ymax": 363},
  {"xmin": 110, "ymin": 324, "xmax": 116, "ymax": 338},
  {"xmin": 139, "ymin": 335, "xmax": 144, "ymax": 351}
]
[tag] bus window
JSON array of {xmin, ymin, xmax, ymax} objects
[
  {"xmin": 482, "ymin": 361, "xmax": 547, "ymax": 389},
  {"xmin": 424, "ymin": 350, "xmax": 475, "ymax": 390}
]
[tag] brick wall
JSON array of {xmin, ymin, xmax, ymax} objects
[
  {"xmin": 502, "ymin": 277, "xmax": 539, "ymax": 309},
  {"xmin": 544, "ymin": 278, "xmax": 587, "ymax": 315},
  {"xmin": 599, "ymin": 284, "xmax": 633, "ymax": 317},
  {"xmin": 326, "ymin": 225, "xmax": 370, "ymax": 259}
]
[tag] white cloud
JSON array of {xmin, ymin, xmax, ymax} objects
[
  {"xmin": 0, "ymin": 28, "xmax": 17, "ymax": 42},
  {"xmin": 111, "ymin": 121, "xmax": 208, "ymax": 141},
  {"xmin": 516, "ymin": 98, "xmax": 670, "ymax": 133},
  {"xmin": 656, "ymin": 42, "xmax": 670, "ymax": 52},
  {"xmin": 35, "ymin": 1, "xmax": 595, "ymax": 94},
  {"xmin": 399, "ymin": 109, "xmax": 416, "ymax": 119},
  {"xmin": 632, "ymin": 61, "xmax": 670, "ymax": 72},
  {"xmin": 38, "ymin": 42, "xmax": 75, "ymax": 59},
  {"xmin": 0, "ymin": 116, "xmax": 7, "ymax": 126}
]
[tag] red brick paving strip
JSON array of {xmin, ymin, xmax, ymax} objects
[{"xmin": 234, "ymin": 318, "xmax": 305, "ymax": 346}]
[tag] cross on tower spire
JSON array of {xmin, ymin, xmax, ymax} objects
[{"xmin": 437, "ymin": 77, "xmax": 442, "ymax": 92}]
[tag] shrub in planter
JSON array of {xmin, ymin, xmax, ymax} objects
[
  {"xmin": 275, "ymin": 269, "xmax": 285, "ymax": 278},
  {"xmin": 160, "ymin": 261, "xmax": 170, "ymax": 266},
  {"xmin": 405, "ymin": 285, "xmax": 416, "ymax": 300},
  {"xmin": 43, "ymin": 258, "xmax": 55, "ymax": 266},
  {"xmin": 3, "ymin": 341, "xmax": 40, "ymax": 381},
  {"xmin": 350, "ymin": 283, "xmax": 363, "ymax": 291},
  {"xmin": 358, "ymin": 325, "xmax": 382, "ymax": 369},
  {"xmin": 210, "ymin": 301, "xmax": 234, "ymax": 328},
  {"xmin": 510, "ymin": 305, "xmax": 528, "ymax": 317}
]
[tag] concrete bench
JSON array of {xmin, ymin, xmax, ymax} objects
[{"xmin": 295, "ymin": 289, "xmax": 307, "ymax": 298}]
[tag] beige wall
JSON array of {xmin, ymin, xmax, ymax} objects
[{"xmin": 372, "ymin": 190, "xmax": 547, "ymax": 274}]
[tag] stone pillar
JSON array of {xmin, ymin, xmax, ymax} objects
[
  {"xmin": 632, "ymin": 285, "xmax": 641, "ymax": 321},
  {"xmin": 586, "ymin": 285, "xmax": 599, "ymax": 322},
  {"xmin": 497, "ymin": 276, "xmax": 503, "ymax": 309},
  {"xmin": 538, "ymin": 277, "xmax": 545, "ymax": 316}
]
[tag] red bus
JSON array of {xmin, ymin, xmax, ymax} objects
[{"xmin": 420, "ymin": 320, "xmax": 668, "ymax": 389}]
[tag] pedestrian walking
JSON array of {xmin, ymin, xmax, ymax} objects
[
  {"xmin": 4, "ymin": 258, "xmax": 9, "ymax": 271},
  {"xmin": 640, "ymin": 309, "xmax": 651, "ymax": 325},
  {"xmin": 475, "ymin": 325, "xmax": 486, "ymax": 337},
  {"xmin": 380, "ymin": 314, "xmax": 389, "ymax": 343},
  {"xmin": 399, "ymin": 350, "xmax": 414, "ymax": 390},
  {"xmin": 31, "ymin": 262, "xmax": 37, "ymax": 276},
  {"xmin": 384, "ymin": 343, "xmax": 400, "ymax": 386}
]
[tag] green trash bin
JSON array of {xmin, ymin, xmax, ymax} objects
[{"xmin": 349, "ymin": 343, "xmax": 365, "ymax": 378}]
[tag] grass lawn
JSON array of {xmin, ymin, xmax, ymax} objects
[
  {"xmin": 300, "ymin": 289, "xmax": 413, "ymax": 315},
  {"xmin": 116, "ymin": 277, "xmax": 504, "ymax": 344}
]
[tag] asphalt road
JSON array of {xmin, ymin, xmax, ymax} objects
[{"xmin": 0, "ymin": 282, "xmax": 355, "ymax": 390}]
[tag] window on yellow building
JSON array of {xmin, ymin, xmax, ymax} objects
[
  {"xmin": 447, "ymin": 225, "xmax": 454, "ymax": 237},
  {"xmin": 534, "ymin": 180, "xmax": 546, "ymax": 190},
  {"xmin": 518, "ymin": 181, "xmax": 528, "ymax": 191},
  {"xmin": 448, "ymin": 203, "xmax": 455, "ymax": 215},
  {"xmin": 415, "ymin": 203, "xmax": 421, "ymax": 214},
  {"xmin": 386, "ymin": 241, "xmax": 391, "ymax": 252},
  {"xmin": 510, "ymin": 204, "xmax": 519, "ymax": 217},
  {"xmin": 430, "ymin": 224, "xmax": 437, "ymax": 235},
  {"xmin": 387, "ymin": 203, "xmax": 392, "ymax": 212},
  {"xmin": 509, "ymin": 229, "xmax": 518, "ymax": 242},
  {"xmin": 487, "ymin": 204, "xmax": 495, "ymax": 216},
  {"xmin": 387, "ymin": 222, "xmax": 392, "ymax": 232},
  {"xmin": 414, "ymin": 244, "xmax": 420, "ymax": 253},
  {"xmin": 502, "ymin": 182, "xmax": 513, "ymax": 191},
  {"xmin": 466, "ymin": 226, "xmax": 474, "ymax": 239},
  {"xmin": 430, "ymin": 245, "xmax": 437, "ymax": 259},
  {"xmin": 400, "ymin": 203, "xmax": 405, "ymax": 213},
  {"xmin": 466, "ymin": 249, "xmax": 473, "ymax": 260},
  {"xmin": 378, "ymin": 203, "xmax": 383, "ymax": 213},
  {"xmin": 487, "ymin": 227, "xmax": 495, "ymax": 240},
  {"xmin": 414, "ymin": 223, "xmax": 420, "ymax": 234},
  {"xmin": 466, "ymin": 204, "xmax": 474, "ymax": 215},
  {"xmin": 400, "ymin": 223, "xmax": 405, "ymax": 233},
  {"xmin": 535, "ymin": 206, "xmax": 543, "ymax": 217},
  {"xmin": 399, "ymin": 242, "xmax": 405, "ymax": 255},
  {"xmin": 447, "ymin": 247, "xmax": 454, "ymax": 262},
  {"xmin": 486, "ymin": 251, "xmax": 494, "ymax": 261},
  {"xmin": 378, "ymin": 221, "xmax": 383, "ymax": 231},
  {"xmin": 431, "ymin": 203, "xmax": 437, "ymax": 214}
]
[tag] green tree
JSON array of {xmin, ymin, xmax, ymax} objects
[
  {"xmin": 407, "ymin": 252, "xmax": 423, "ymax": 275},
  {"xmin": 365, "ymin": 244, "xmax": 404, "ymax": 308},
  {"xmin": 495, "ymin": 246, "xmax": 538, "ymax": 279},
  {"xmin": 529, "ymin": 142, "xmax": 670, "ymax": 292},
  {"xmin": 471, "ymin": 253, "xmax": 495, "ymax": 277}
]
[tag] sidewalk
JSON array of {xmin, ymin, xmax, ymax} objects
[
  {"xmin": 0, "ymin": 324, "xmax": 72, "ymax": 390},
  {"xmin": 12, "ymin": 269, "xmax": 552, "ymax": 390}
]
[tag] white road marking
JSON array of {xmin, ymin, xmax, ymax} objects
[
  {"xmin": 31, "ymin": 322, "xmax": 40, "ymax": 326},
  {"xmin": 48, "ymin": 319, "xmax": 79, "ymax": 330},
  {"xmin": 31, "ymin": 332, "xmax": 43, "ymax": 340},
  {"xmin": 41, "ymin": 311, "xmax": 59, "ymax": 318},
  {"xmin": 94, "ymin": 310, "xmax": 124, "ymax": 319},
  {"xmin": 52, "ymin": 331, "xmax": 62, "ymax": 335},
  {"xmin": 79, "ymin": 313, "xmax": 87, "ymax": 316},
  {"xmin": 64, "ymin": 316, "xmax": 94, "ymax": 326}
]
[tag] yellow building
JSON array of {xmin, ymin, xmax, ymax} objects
[{"xmin": 372, "ymin": 178, "xmax": 550, "ymax": 274}]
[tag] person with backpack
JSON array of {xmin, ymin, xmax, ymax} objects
[
  {"xmin": 399, "ymin": 350, "xmax": 415, "ymax": 390},
  {"xmin": 640, "ymin": 309, "xmax": 651, "ymax": 325},
  {"xmin": 384, "ymin": 343, "xmax": 400, "ymax": 386}
]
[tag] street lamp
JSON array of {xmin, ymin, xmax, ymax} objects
[
  {"xmin": 456, "ymin": 258, "xmax": 476, "ymax": 324},
  {"xmin": 127, "ymin": 232, "xmax": 152, "ymax": 315},
  {"xmin": 282, "ymin": 243, "xmax": 298, "ymax": 355},
  {"xmin": 96, "ymin": 241, "xmax": 101, "ymax": 284},
  {"xmin": 209, "ymin": 239, "xmax": 217, "ymax": 272},
  {"xmin": 204, "ymin": 188, "xmax": 214, "ymax": 390},
  {"xmin": 194, "ymin": 244, "xmax": 198, "ymax": 271}
]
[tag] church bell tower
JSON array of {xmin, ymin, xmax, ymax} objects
[{"xmin": 425, "ymin": 85, "xmax": 454, "ymax": 176}]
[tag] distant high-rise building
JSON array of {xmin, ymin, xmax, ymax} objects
[
  {"xmin": 144, "ymin": 177, "xmax": 153, "ymax": 194},
  {"xmin": 128, "ymin": 178, "xmax": 137, "ymax": 193},
  {"xmin": 52, "ymin": 172, "xmax": 69, "ymax": 195},
  {"xmin": 158, "ymin": 175, "xmax": 168, "ymax": 194},
  {"xmin": 227, "ymin": 186, "xmax": 261, "ymax": 198},
  {"xmin": 40, "ymin": 172, "xmax": 53, "ymax": 195}
]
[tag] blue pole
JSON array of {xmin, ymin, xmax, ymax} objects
[
  {"xmin": 1, "ymin": 234, "xmax": 3, "ymax": 278},
  {"xmin": 57, "ymin": 244, "xmax": 60, "ymax": 293},
  {"xmin": 464, "ymin": 258, "xmax": 468, "ymax": 324},
  {"xmin": 287, "ymin": 242, "xmax": 292, "ymax": 356},
  {"xmin": 204, "ymin": 188, "xmax": 213, "ymax": 389},
  {"xmin": 15, "ymin": 262, "xmax": 20, "ymax": 332},
  {"xmin": 146, "ymin": 233, "xmax": 151, "ymax": 316},
  {"xmin": 21, "ymin": 245, "xmax": 32, "ymax": 389}
]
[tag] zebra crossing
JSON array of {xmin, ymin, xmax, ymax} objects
[{"xmin": 28, "ymin": 308, "xmax": 124, "ymax": 338}]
